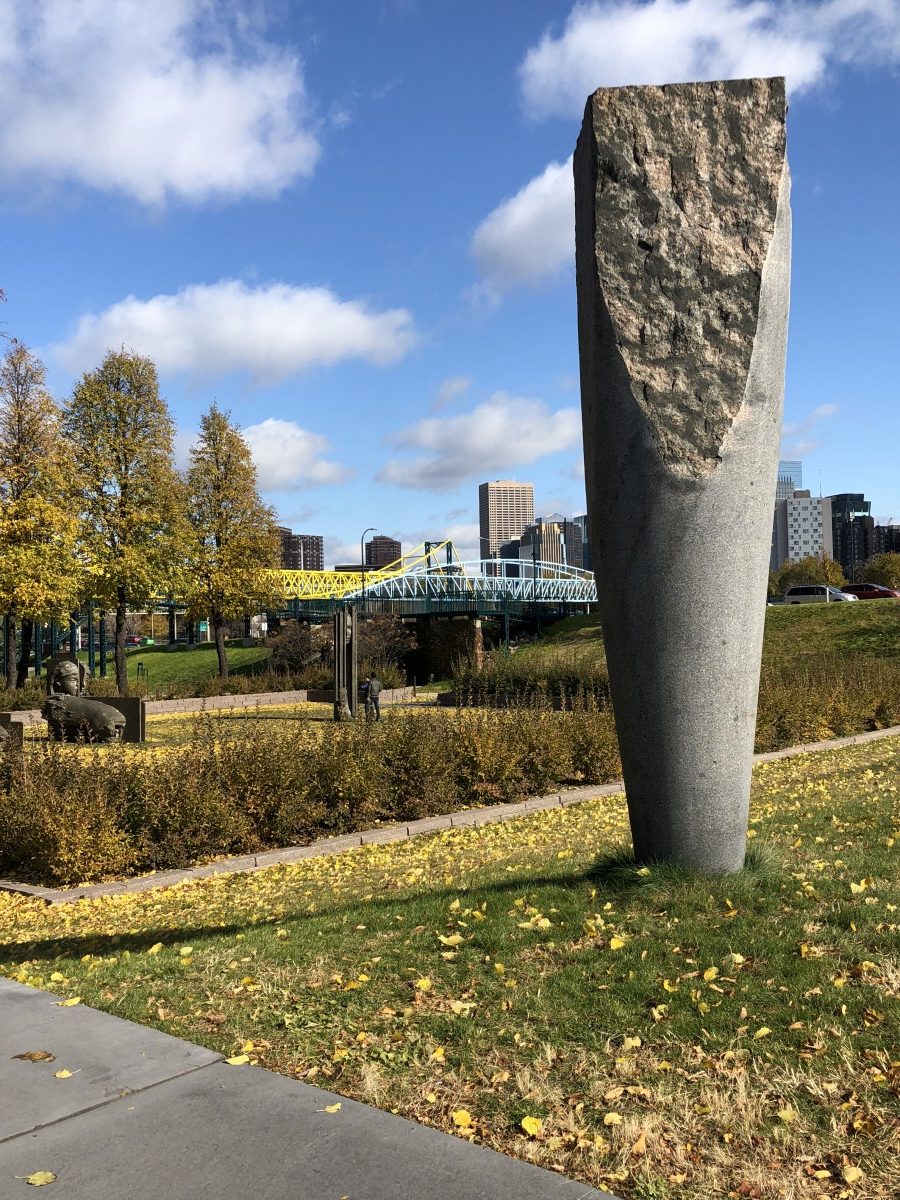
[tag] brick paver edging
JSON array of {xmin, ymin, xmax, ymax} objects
[{"xmin": 2, "ymin": 723, "xmax": 898, "ymax": 905}]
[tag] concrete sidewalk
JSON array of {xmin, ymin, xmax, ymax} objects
[{"xmin": 0, "ymin": 979, "xmax": 614, "ymax": 1199}]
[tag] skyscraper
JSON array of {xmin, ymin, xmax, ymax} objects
[
  {"xmin": 478, "ymin": 480, "xmax": 534, "ymax": 558},
  {"xmin": 776, "ymin": 459, "xmax": 802, "ymax": 501}
]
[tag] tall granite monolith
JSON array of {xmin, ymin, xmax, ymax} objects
[{"xmin": 574, "ymin": 78, "xmax": 790, "ymax": 873}]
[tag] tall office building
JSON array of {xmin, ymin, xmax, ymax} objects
[
  {"xmin": 573, "ymin": 514, "xmax": 590, "ymax": 571},
  {"xmin": 478, "ymin": 480, "xmax": 534, "ymax": 558},
  {"xmin": 776, "ymin": 459, "xmax": 802, "ymax": 502},
  {"xmin": 277, "ymin": 527, "xmax": 324, "ymax": 571},
  {"xmin": 519, "ymin": 514, "xmax": 582, "ymax": 570},
  {"xmin": 830, "ymin": 494, "xmax": 874, "ymax": 581},
  {"xmin": 365, "ymin": 535, "xmax": 402, "ymax": 567}
]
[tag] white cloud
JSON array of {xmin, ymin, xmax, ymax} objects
[
  {"xmin": 475, "ymin": 1, "xmax": 900, "ymax": 298},
  {"xmin": 54, "ymin": 280, "xmax": 418, "ymax": 383},
  {"xmin": 781, "ymin": 402, "xmax": 839, "ymax": 458},
  {"xmin": 519, "ymin": 0, "xmax": 900, "ymax": 120},
  {"xmin": 377, "ymin": 392, "xmax": 582, "ymax": 491},
  {"xmin": 431, "ymin": 376, "xmax": 472, "ymax": 412},
  {"xmin": 243, "ymin": 419, "xmax": 350, "ymax": 491},
  {"xmin": 0, "ymin": 0, "xmax": 320, "ymax": 204},
  {"xmin": 470, "ymin": 158, "xmax": 574, "ymax": 299}
]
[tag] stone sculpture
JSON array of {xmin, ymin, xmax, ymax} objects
[
  {"xmin": 574, "ymin": 78, "xmax": 790, "ymax": 873},
  {"xmin": 42, "ymin": 694, "xmax": 126, "ymax": 743},
  {"xmin": 41, "ymin": 652, "xmax": 126, "ymax": 743}
]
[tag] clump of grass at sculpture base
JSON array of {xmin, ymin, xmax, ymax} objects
[{"xmin": 2, "ymin": 735, "xmax": 898, "ymax": 1200}]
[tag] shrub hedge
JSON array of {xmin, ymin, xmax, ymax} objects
[{"xmin": 0, "ymin": 707, "xmax": 622, "ymax": 885}]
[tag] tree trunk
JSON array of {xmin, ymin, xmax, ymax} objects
[
  {"xmin": 115, "ymin": 588, "xmax": 128, "ymax": 695},
  {"xmin": 16, "ymin": 617, "xmax": 34, "ymax": 688},
  {"xmin": 4, "ymin": 613, "xmax": 16, "ymax": 690},
  {"xmin": 213, "ymin": 611, "xmax": 229, "ymax": 679}
]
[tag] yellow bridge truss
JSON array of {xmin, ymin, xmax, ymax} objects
[{"xmin": 266, "ymin": 540, "xmax": 464, "ymax": 601}]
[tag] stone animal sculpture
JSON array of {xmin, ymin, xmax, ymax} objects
[{"xmin": 42, "ymin": 694, "xmax": 126, "ymax": 743}]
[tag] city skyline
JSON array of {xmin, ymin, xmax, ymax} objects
[{"xmin": 3, "ymin": 1, "xmax": 899, "ymax": 567}]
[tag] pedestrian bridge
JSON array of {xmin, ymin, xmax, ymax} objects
[{"xmin": 269, "ymin": 540, "xmax": 596, "ymax": 614}]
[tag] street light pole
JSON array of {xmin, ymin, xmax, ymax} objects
[{"xmin": 360, "ymin": 527, "xmax": 376, "ymax": 609}]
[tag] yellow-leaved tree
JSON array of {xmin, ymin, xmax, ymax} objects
[
  {"xmin": 0, "ymin": 343, "xmax": 82, "ymax": 688},
  {"xmin": 183, "ymin": 404, "xmax": 283, "ymax": 678},
  {"xmin": 63, "ymin": 349, "xmax": 185, "ymax": 694}
]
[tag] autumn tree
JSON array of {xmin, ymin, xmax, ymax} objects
[
  {"xmin": 63, "ymin": 350, "xmax": 184, "ymax": 694},
  {"xmin": 865, "ymin": 552, "xmax": 900, "ymax": 590},
  {"xmin": 775, "ymin": 554, "xmax": 845, "ymax": 593},
  {"xmin": 183, "ymin": 404, "xmax": 282, "ymax": 678},
  {"xmin": 0, "ymin": 343, "xmax": 81, "ymax": 687}
]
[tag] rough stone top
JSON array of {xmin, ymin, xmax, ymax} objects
[{"xmin": 577, "ymin": 77, "xmax": 788, "ymax": 479}]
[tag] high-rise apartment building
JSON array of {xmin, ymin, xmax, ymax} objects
[
  {"xmin": 772, "ymin": 491, "xmax": 833, "ymax": 567},
  {"xmin": 478, "ymin": 480, "xmax": 534, "ymax": 558},
  {"xmin": 277, "ymin": 527, "xmax": 324, "ymax": 571},
  {"xmin": 365, "ymin": 535, "xmax": 402, "ymax": 567}
]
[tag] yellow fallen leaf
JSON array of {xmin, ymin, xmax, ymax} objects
[
  {"xmin": 55, "ymin": 998, "xmax": 80, "ymax": 1007},
  {"xmin": 239, "ymin": 1040, "xmax": 255, "ymax": 1054},
  {"xmin": 776, "ymin": 1106, "xmax": 795, "ymax": 1124},
  {"xmin": 439, "ymin": 933, "xmax": 464, "ymax": 947},
  {"xmin": 225, "ymin": 1054, "xmax": 250, "ymax": 1066},
  {"xmin": 324, "ymin": 1103, "xmax": 342, "ymax": 1114},
  {"xmin": 430, "ymin": 1046, "xmax": 445, "ymax": 1062},
  {"xmin": 842, "ymin": 1165, "xmax": 864, "ymax": 1184},
  {"xmin": 630, "ymin": 1129, "xmax": 647, "ymax": 1156},
  {"xmin": 603, "ymin": 1112, "xmax": 622, "ymax": 1126},
  {"xmin": 49, "ymin": 972, "xmax": 65, "ymax": 983},
  {"xmin": 332, "ymin": 1047, "xmax": 349, "ymax": 1062},
  {"xmin": 753, "ymin": 1027, "xmax": 772, "ymax": 1039},
  {"xmin": 491, "ymin": 1070, "xmax": 509, "ymax": 1084},
  {"xmin": 147, "ymin": 943, "xmax": 163, "ymax": 955},
  {"xmin": 622, "ymin": 1036, "xmax": 641, "ymax": 1051},
  {"xmin": 703, "ymin": 966, "xmax": 719, "ymax": 982},
  {"xmin": 24, "ymin": 1172, "xmax": 57, "ymax": 1187},
  {"xmin": 608, "ymin": 937, "xmax": 625, "ymax": 951},
  {"xmin": 179, "ymin": 946, "xmax": 193, "ymax": 956},
  {"xmin": 415, "ymin": 977, "xmax": 432, "ymax": 991},
  {"xmin": 520, "ymin": 1116, "xmax": 543, "ymax": 1137},
  {"xmin": 425, "ymin": 1091, "xmax": 437, "ymax": 1102},
  {"xmin": 452, "ymin": 1109, "xmax": 473, "ymax": 1128},
  {"xmin": 53, "ymin": 1070, "xmax": 73, "ymax": 1079}
]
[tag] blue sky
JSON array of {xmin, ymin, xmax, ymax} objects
[{"xmin": 2, "ymin": 0, "xmax": 899, "ymax": 565}]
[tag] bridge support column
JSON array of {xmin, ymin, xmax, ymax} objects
[
  {"xmin": 168, "ymin": 605, "xmax": 177, "ymax": 645},
  {"xmin": 414, "ymin": 615, "xmax": 484, "ymax": 680}
]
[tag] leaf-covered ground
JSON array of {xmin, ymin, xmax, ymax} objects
[{"xmin": 2, "ymin": 737, "xmax": 899, "ymax": 1200}]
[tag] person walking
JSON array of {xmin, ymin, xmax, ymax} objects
[{"xmin": 366, "ymin": 672, "xmax": 382, "ymax": 721}]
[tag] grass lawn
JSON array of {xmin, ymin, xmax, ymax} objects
[
  {"xmin": 504, "ymin": 603, "xmax": 900, "ymax": 676},
  {"xmin": 2, "ymin": 736, "xmax": 898, "ymax": 1199},
  {"xmin": 123, "ymin": 643, "xmax": 271, "ymax": 692}
]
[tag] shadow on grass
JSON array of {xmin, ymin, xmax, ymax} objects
[{"xmin": 2, "ymin": 841, "xmax": 786, "ymax": 967}]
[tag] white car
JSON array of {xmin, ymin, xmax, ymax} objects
[{"xmin": 784, "ymin": 584, "xmax": 859, "ymax": 604}]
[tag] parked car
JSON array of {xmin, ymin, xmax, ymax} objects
[
  {"xmin": 125, "ymin": 635, "xmax": 142, "ymax": 645},
  {"xmin": 840, "ymin": 582, "xmax": 900, "ymax": 600},
  {"xmin": 784, "ymin": 584, "xmax": 859, "ymax": 604}
]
